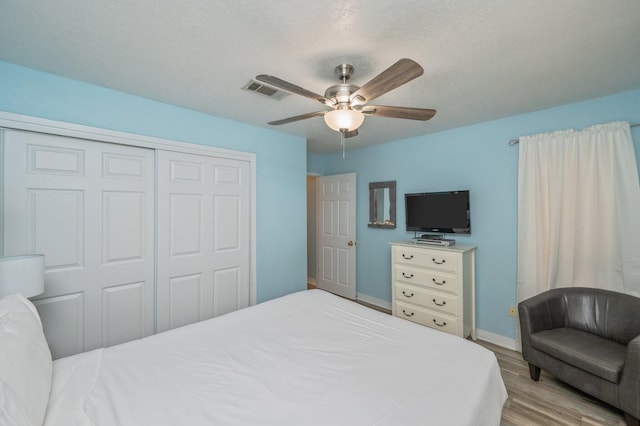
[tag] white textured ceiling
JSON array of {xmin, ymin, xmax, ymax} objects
[{"xmin": 1, "ymin": 1, "xmax": 640, "ymax": 153}]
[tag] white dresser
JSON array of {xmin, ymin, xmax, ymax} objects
[{"xmin": 391, "ymin": 242, "xmax": 476, "ymax": 339}]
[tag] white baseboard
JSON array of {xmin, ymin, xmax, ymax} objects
[
  {"xmin": 476, "ymin": 329, "xmax": 518, "ymax": 351},
  {"xmin": 356, "ymin": 293, "xmax": 392, "ymax": 311}
]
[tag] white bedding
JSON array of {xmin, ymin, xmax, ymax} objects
[{"xmin": 44, "ymin": 289, "xmax": 507, "ymax": 425}]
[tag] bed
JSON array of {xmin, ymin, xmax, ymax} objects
[{"xmin": 1, "ymin": 289, "xmax": 507, "ymax": 425}]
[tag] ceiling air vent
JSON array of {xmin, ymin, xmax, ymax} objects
[{"xmin": 242, "ymin": 80, "xmax": 289, "ymax": 100}]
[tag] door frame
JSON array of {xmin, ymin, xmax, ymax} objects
[{"xmin": 0, "ymin": 111, "xmax": 257, "ymax": 305}]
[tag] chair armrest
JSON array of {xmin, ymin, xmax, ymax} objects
[
  {"xmin": 518, "ymin": 290, "xmax": 567, "ymax": 335},
  {"xmin": 620, "ymin": 334, "xmax": 640, "ymax": 419},
  {"xmin": 518, "ymin": 290, "xmax": 569, "ymax": 363}
]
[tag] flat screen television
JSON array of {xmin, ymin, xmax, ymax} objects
[{"xmin": 405, "ymin": 190, "xmax": 471, "ymax": 234}]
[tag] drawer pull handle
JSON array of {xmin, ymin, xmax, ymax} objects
[
  {"xmin": 402, "ymin": 272, "xmax": 414, "ymax": 279},
  {"xmin": 402, "ymin": 291, "xmax": 414, "ymax": 298},
  {"xmin": 402, "ymin": 309, "xmax": 415, "ymax": 317},
  {"xmin": 432, "ymin": 278, "xmax": 446, "ymax": 285},
  {"xmin": 432, "ymin": 299, "xmax": 446, "ymax": 306},
  {"xmin": 432, "ymin": 258, "xmax": 446, "ymax": 265},
  {"xmin": 433, "ymin": 319, "xmax": 447, "ymax": 327},
  {"xmin": 402, "ymin": 254, "xmax": 414, "ymax": 260}
]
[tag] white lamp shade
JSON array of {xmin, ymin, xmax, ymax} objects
[
  {"xmin": 0, "ymin": 254, "xmax": 45, "ymax": 298},
  {"xmin": 324, "ymin": 109, "xmax": 365, "ymax": 132}
]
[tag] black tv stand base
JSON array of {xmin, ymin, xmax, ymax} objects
[{"xmin": 421, "ymin": 234, "xmax": 443, "ymax": 240}]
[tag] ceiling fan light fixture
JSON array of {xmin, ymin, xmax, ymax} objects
[
  {"xmin": 258, "ymin": 59, "xmax": 435, "ymax": 142},
  {"xmin": 324, "ymin": 109, "xmax": 365, "ymax": 132}
]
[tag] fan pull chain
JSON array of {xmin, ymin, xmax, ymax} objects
[{"xmin": 341, "ymin": 130, "xmax": 346, "ymax": 159}]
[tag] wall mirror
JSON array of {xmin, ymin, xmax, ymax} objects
[{"xmin": 368, "ymin": 181, "xmax": 396, "ymax": 229}]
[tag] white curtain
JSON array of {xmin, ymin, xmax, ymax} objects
[{"xmin": 517, "ymin": 121, "xmax": 640, "ymax": 309}]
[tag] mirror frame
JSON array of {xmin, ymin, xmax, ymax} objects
[{"xmin": 368, "ymin": 180, "xmax": 396, "ymax": 229}]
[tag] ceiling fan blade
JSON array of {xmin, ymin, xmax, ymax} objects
[
  {"xmin": 255, "ymin": 75, "xmax": 335, "ymax": 106},
  {"xmin": 267, "ymin": 111, "xmax": 327, "ymax": 126},
  {"xmin": 343, "ymin": 129, "xmax": 359, "ymax": 138},
  {"xmin": 361, "ymin": 105, "xmax": 436, "ymax": 121},
  {"xmin": 350, "ymin": 58, "xmax": 424, "ymax": 104}
]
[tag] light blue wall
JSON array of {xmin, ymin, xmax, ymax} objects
[
  {"xmin": 0, "ymin": 60, "xmax": 308, "ymax": 303},
  {"xmin": 309, "ymin": 89, "xmax": 640, "ymax": 340}
]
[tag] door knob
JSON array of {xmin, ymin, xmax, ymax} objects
[{"xmin": 348, "ymin": 240, "xmax": 355, "ymax": 246}]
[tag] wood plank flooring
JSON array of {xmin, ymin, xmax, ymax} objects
[{"xmin": 476, "ymin": 340, "xmax": 626, "ymax": 426}]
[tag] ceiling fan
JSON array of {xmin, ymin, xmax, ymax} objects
[{"xmin": 255, "ymin": 58, "xmax": 436, "ymax": 141}]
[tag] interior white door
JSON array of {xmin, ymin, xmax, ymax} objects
[
  {"xmin": 316, "ymin": 173, "xmax": 357, "ymax": 299},
  {"xmin": 156, "ymin": 150, "xmax": 251, "ymax": 332},
  {"xmin": 2, "ymin": 129, "xmax": 155, "ymax": 359}
]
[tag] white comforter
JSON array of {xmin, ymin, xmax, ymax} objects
[{"xmin": 45, "ymin": 289, "xmax": 507, "ymax": 425}]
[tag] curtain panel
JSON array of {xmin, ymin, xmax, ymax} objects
[{"xmin": 517, "ymin": 121, "xmax": 640, "ymax": 309}]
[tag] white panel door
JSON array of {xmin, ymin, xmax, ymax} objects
[
  {"xmin": 316, "ymin": 173, "xmax": 357, "ymax": 299},
  {"xmin": 2, "ymin": 129, "xmax": 155, "ymax": 358},
  {"xmin": 156, "ymin": 150, "xmax": 251, "ymax": 332}
]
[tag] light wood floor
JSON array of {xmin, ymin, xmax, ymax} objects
[{"xmin": 477, "ymin": 340, "xmax": 626, "ymax": 425}]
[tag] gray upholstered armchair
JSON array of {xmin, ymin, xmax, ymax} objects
[{"xmin": 518, "ymin": 287, "xmax": 640, "ymax": 426}]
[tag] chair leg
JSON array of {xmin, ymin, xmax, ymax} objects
[
  {"xmin": 528, "ymin": 363, "xmax": 541, "ymax": 381},
  {"xmin": 625, "ymin": 413, "xmax": 640, "ymax": 426}
]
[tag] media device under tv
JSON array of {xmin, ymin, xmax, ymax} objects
[{"xmin": 405, "ymin": 190, "xmax": 470, "ymax": 246}]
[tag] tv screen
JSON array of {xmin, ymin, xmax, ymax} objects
[{"xmin": 405, "ymin": 190, "xmax": 470, "ymax": 234}]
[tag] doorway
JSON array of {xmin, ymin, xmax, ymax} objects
[{"xmin": 306, "ymin": 174, "xmax": 318, "ymax": 289}]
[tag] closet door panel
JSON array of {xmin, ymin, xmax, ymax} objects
[
  {"xmin": 213, "ymin": 267, "xmax": 240, "ymax": 317},
  {"xmin": 102, "ymin": 152, "xmax": 146, "ymax": 178},
  {"xmin": 168, "ymin": 273, "xmax": 202, "ymax": 329},
  {"xmin": 28, "ymin": 144, "xmax": 84, "ymax": 175},
  {"xmin": 211, "ymin": 161, "xmax": 250, "ymax": 309},
  {"xmin": 213, "ymin": 195, "xmax": 241, "ymax": 250},
  {"xmin": 157, "ymin": 151, "xmax": 251, "ymax": 332},
  {"xmin": 102, "ymin": 281, "xmax": 145, "ymax": 347},
  {"xmin": 170, "ymin": 194, "xmax": 204, "ymax": 256},
  {"xmin": 3, "ymin": 130, "xmax": 155, "ymax": 358},
  {"xmin": 28, "ymin": 189, "xmax": 85, "ymax": 270},
  {"xmin": 32, "ymin": 293, "xmax": 84, "ymax": 359},
  {"xmin": 102, "ymin": 191, "xmax": 147, "ymax": 263}
]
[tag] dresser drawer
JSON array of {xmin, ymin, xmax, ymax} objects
[
  {"xmin": 394, "ymin": 265, "xmax": 458, "ymax": 294},
  {"xmin": 394, "ymin": 246, "xmax": 459, "ymax": 273},
  {"xmin": 395, "ymin": 301, "xmax": 458, "ymax": 335},
  {"xmin": 394, "ymin": 283, "xmax": 458, "ymax": 316}
]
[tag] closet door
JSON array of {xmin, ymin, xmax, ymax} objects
[
  {"xmin": 2, "ymin": 130, "xmax": 155, "ymax": 358},
  {"xmin": 156, "ymin": 150, "xmax": 251, "ymax": 332}
]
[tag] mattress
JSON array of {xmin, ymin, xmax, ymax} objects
[{"xmin": 44, "ymin": 289, "xmax": 507, "ymax": 425}]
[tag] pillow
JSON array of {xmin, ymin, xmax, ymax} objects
[
  {"xmin": 0, "ymin": 379, "xmax": 35, "ymax": 426},
  {"xmin": 0, "ymin": 294, "xmax": 52, "ymax": 426}
]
